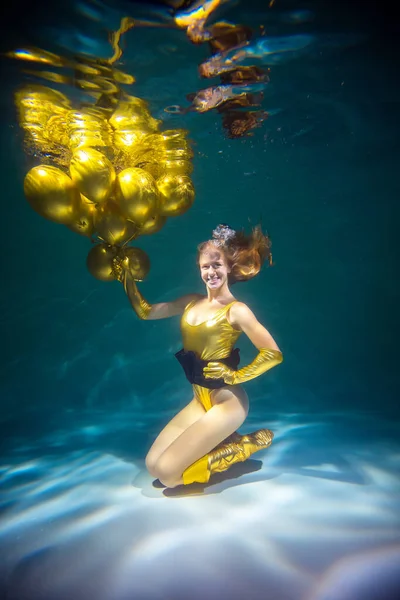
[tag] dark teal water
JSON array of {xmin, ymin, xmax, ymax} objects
[{"xmin": 0, "ymin": 2, "xmax": 399, "ymax": 599}]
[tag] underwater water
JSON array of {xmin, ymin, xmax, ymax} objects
[{"xmin": 0, "ymin": 1, "xmax": 399, "ymax": 599}]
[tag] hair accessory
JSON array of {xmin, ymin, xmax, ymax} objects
[{"xmin": 212, "ymin": 223, "xmax": 236, "ymax": 246}]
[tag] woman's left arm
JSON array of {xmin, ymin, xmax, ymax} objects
[
  {"xmin": 230, "ymin": 302, "xmax": 281, "ymax": 351},
  {"xmin": 203, "ymin": 302, "xmax": 283, "ymax": 385}
]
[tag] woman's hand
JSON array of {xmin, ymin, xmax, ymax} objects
[{"xmin": 203, "ymin": 362, "xmax": 236, "ymax": 385}]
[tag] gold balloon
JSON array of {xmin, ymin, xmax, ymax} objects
[
  {"xmin": 94, "ymin": 200, "xmax": 138, "ymax": 245},
  {"xmin": 70, "ymin": 148, "xmax": 116, "ymax": 204},
  {"xmin": 116, "ymin": 168, "xmax": 158, "ymax": 226},
  {"xmin": 86, "ymin": 244, "xmax": 118, "ymax": 281},
  {"xmin": 157, "ymin": 174, "xmax": 195, "ymax": 217},
  {"xmin": 118, "ymin": 246, "xmax": 150, "ymax": 281},
  {"xmin": 67, "ymin": 197, "xmax": 97, "ymax": 237},
  {"xmin": 24, "ymin": 165, "xmax": 80, "ymax": 224},
  {"xmin": 140, "ymin": 212, "xmax": 167, "ymax": 235}
]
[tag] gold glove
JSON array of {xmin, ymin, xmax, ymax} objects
[
  {"xmin": 123, "ymin": 272, "xmax": 152, "ymax": 320},
  {"xmin": 203, "ymin": 348, "xmax": 283, "ymax": 385}
]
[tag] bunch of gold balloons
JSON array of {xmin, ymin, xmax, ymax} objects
[{"xmin": 16, "ymin": 83, "xmax": 195, "ymax": 282}]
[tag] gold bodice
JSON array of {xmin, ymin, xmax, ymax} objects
[{"xmin": 180, "ymin": 300, "xmax": 242, "ymax": 361}]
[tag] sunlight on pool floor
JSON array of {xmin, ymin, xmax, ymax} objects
[{"xmin": 1, "ymin": 412, "xmax": 399, "ymax": 600}]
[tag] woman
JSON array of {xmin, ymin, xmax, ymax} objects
[{"xmin": 120, "ymin": 224, "xmax": 282, "ymax": 488}]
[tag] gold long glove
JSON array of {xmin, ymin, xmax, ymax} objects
[
  {"xmin": 123, "ymin": 273, "xmax": 152, "ymax": 320},
  {"xmin": 203, "ymin": 348, "xmax": 283, "ymax": 385}
]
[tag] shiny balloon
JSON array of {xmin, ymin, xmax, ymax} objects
[
  {"xmin": 70, "ymin": 148, "xmax": 116, "ymax": 204},
  {"xmin": 94, "ymin": 200, "xmax": 138, "ymax": 245},
  {"xmin": 67, "ymin": 196, "xmax": 97, "ymax": 236},
  {"xmin": 139, "ymin": 212, "xmax": 167, "ymax": 235},
  {"xmin": 118, "ymin": 246, "xmax": 150, "ymax": 281},
  {"xmin": 157, "ymin": 174, "xmax": 195, "ymax": 217},
  {"xmin": 24, "ymin": 165, "xmax": 81, "ymax": 224},
  {"xmin": 86, "ymin": 243, "xmax": 118, "ymax": 281},
  {"xmin": 116, "ymin": 167, "xmax": 158, "ymax": 226}
]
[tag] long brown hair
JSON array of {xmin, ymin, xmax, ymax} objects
[{"xmin": 197, "ymin": 224, "xmax": 273, "ymax": 284}]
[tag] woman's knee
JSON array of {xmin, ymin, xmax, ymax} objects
[
  {"xmin": 145, "ymin": 451, "xmax": 159, "ymax": 478},
  {"xmin": 153, "ymin": 455, "xmax": 182, "ymax": 488}
]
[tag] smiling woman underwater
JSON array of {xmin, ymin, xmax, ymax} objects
[{"xmin": 117, "ymin": 223, "xmax": 283, "ymax": 488}]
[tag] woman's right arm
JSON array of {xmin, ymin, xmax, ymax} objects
[{"xmin": 123, "ymin": 272, "xmax": 202, "ymax": 320}]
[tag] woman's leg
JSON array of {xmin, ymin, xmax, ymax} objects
[
  {"xmin": 145, "ymin": 396, "xmax": 206, "ymax": 477},
  {"xmin": 153, "ymin": 385, "xmax": 250, "ymax": 487}
]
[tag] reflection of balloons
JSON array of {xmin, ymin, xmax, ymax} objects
[
  {"xmin": 163, "ymin": 159, "xmax": 193, "ymax": 175},
  {"xmin": 118, "ymin": 246, "xmax": 150, "ymax": 281},
  {"xmin": 140, "ymin": 212, "xmax": 167, "ymax": 235},
  {"xmin": 145, "ymin": 129, "xmax": 187, "ymax": 147},
  {"xmin": 95, "ymin": 200, "xmax": 138, "ymax": 245},
  {"xmin": 162, "ymin": 148, "xmax": 193, "ymax": 160},
  {"xmin": 113, "ymin": 129, "xmax": 147, "ymax": 151},
  {"xmin": 157, "ymin": 174, "xmax": 195, "ymax": 217},
  {"xmin": 70, "ymin": 148, "xmax": 116, "ymax": 204},
  {"xmin": 110, "ymin": 96, "xmax": 160, "ymax": 132},
  {"xmin": 117, "ymin": 168, "xmax": 158, "ymax": 226},
  {"xmin": 15, "ymin": 85, "xmax": 70, "ymax": 122},
  {"xmin": 67, "ymin": 197, "xmax": 97, "ymax": 236},
  {"xmin": 67, "ymin": 109, "xmax": 112, "ymax": 150},
  {"xmin": 24, "ymin": 165, "xmax": 80, "ymax": 224},
  {"xmin": 46, "ymin": 114, "xmax": 69, "ymax": 147},
  {"xmin": 86, "ymin": 243, "xmax": 117, "ymax": 281}
]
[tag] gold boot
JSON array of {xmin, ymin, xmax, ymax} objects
[{"xmin": 182, "ymin": 428, "xmax": 274, "ymax": 485}]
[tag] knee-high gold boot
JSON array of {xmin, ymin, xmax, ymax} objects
[{"xmin": 182, "ymin": 429, "xmax": 274, "ymax": 485}]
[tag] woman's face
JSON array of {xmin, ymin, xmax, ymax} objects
[{"xmin": 199, "ymin": 247, "xmax": 230, "ymax": 290}]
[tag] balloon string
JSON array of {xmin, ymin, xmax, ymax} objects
[{"xmin": 122, "ymin": 226, "xmax": 139, "ymax": 248}]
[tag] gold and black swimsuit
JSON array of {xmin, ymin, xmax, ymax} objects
[{"xmin": 175, "ymin": 300, "xmax": 242, "ymax": 411}]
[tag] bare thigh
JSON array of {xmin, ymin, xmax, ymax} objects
[
  {"xmin": 154, "ymin": 385, "xmax": 249, "ymax": 486},
  {"xmin": 145, "ymin": 396, "xmax": 206, "ymax": 475}
]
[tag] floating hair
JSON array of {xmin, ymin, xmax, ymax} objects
[{"xmin": 198, "ymin": 223, "xmax": 273, "ymax": 284}]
